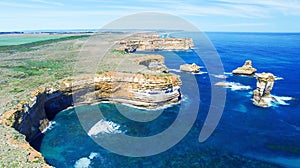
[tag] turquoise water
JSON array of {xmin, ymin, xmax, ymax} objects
[{"xmin": 35, "ymin": 32, "xmax": 300, "ymax": 167}]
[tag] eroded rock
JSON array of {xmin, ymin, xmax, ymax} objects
[
  {"xmin": 232, "ymin": 60, "xmax": 257, "ymax": 76},
  {"xmin": 180, "ymin": 63, "xmax": 201, "ymax": 73},
  {"xmin": 252, "ymin": 72, "xmax": 275, "ymax": 107}
]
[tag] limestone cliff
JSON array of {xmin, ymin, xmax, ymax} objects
[
  {"xmin": 232, "ymin": 60, "xmax": 257, "ymax": 76},
  {"xmin": 252, "ymin": 72, "xmax": 275, "ymax": 107},
  {"xmin": 1, "ymin": 72, "xmax": 182, "ymax": 142},
  {"xmin": 180, "ymin": 63, "xmax": 201, "ymax": 73},
  {"xmin": 118, "ymin": 37, "xmax": 194, "ymax": 53}
]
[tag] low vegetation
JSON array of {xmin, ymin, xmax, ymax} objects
[{"xmin": 0, "ymin": 35, "xmax": 91, "ymax": 53}]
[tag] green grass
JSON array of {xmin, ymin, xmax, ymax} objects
[
  {"xmin": 1, "ymin": 60, "xmax": 66, "ymax": 77},
  {"xmin": 112, "ymin": 49, "xmax": 128, "ymax": 55},
  {"xmin": 0, "ymin": 35, "xmax": 65, "ymax": 46},
  {"xmin": 0, "ymin": 35, "xmax": 91, "ymax": 53}
]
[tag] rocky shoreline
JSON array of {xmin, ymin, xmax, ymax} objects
[
  {"xmin": 2, "ymin": 71, "xmax": 182, "ymax": 140},
  {"xmin": 0, "ymin": 33, "xmax": 190, "ymax": 167}
]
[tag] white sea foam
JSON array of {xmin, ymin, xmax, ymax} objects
[
  {"xmin": 224, "ymin": 72, "xmax": 232, "ymax": 75},
  {"xmin": 230, "ymin": 83, "xmax": 251, "ymax": 91},
  {"xmin": 271, "ymin": 95, "xmax": 293, "ymax": 106},
  {"xmin": 218, "ymin": 82, "xmax": 251, "ymax": 91},
  {"xmin": 275, "ymin": 76, "xmax": 284, "ymax": 80},
  {"xmin": 213, "ymin": 74, "xmax": 228, "ymax": 79},
  {"xmin": 89, "ymin": 152, "xmax": 99, "ymax": 160},
  {"xmin": 169, "ymin": 69, "xmax": 181, "ymax": 72},
  {"xmin": 258, "ymin": 95, "xmax": 294, "ymax": 107},
  {"xmin": 74, "ymin": 157, "xmax": 91, "ymax": 168},
  {"xmin": 74, "ymin": 152, "xmax": 100, "ymax": 168},
  {"xmin": 88, "ymin": 120, "xmax": 122, "ymax": 136},
  {"xmin": 193, "ymin": 71, "xmax": 208, "ymax": 75},
  {"xmin": 42, "ymin": 121, "xmax": 56, "ymax": 133}
]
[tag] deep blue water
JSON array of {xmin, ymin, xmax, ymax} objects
[{"xmin": 36, "ymin": 32, "xmax": 300, "ymax": 168}]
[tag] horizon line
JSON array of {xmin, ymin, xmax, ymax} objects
[{"xmin": 0, "ymin": 29, "xmax": 300, "ymax": 34}]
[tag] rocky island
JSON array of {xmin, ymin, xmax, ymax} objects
[
  {"xmin": 252, "ymin": 72, "xmax": 275, "ymax": 107},
  {"xmin": 180, "ymin": 63, "xmax": 201, "ymax": 73},
  {"xmin": 232, "ymin": 60, "xmax": 257, "ymax": 76}
]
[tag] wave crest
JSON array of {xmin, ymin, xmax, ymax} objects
[
  {"xmin": 88, "ymin": 120, "xmax": 122, "ymax": 136},
  {"xmin": 215, "ymin": 82, "xmax": 251, "ymax": 91}
]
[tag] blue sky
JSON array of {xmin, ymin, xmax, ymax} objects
[{"xmin": 1, "ymin": 0, "xmax": 300, "ymax": 32}]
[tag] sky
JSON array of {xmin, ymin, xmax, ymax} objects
[{"xmin": 1, "ymin": 0, "xmax": 300, "ymax": 32}]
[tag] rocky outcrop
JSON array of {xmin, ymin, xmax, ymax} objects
[
  {"xmin": 232, "ymin": 60, "xmax": 257, "ymax": 76},
  {"xmin": 118, "ymin": 37, "xmax": 194, "ymax": 53},
  {"xmin": 1, "ymin": 72, "xmax": 182, "ymax": 142},
  {"xmin": 134, "ymin": 55, "xmax": 169, "ymax": 73},
  {"xmin": 180, "ymin": 63, "xmax": 201, "ymax": 73},
  {"xmin": 252, "ymin": 72, "xmax": 275, "ymax": 107}
]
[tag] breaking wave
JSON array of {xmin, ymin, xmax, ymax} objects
[
  {"xmin": 230, "ymin": 83, "xmax": 251, "ymax": 91},
  {"xmin": 213, "ymin": 74, "xmax": 228, "ymax": 79},
  {"xmin": 88, "ymin": 120, "xmax": 123, "ymax": 136},
  {"xmin": 42, "ymin": 121, "xmax": 56, "ymax": 133},
  {"xmin": 169, "ymin": 69, "xmax": 181, "ymax": 73},
  {"xmin": 193, "ymin": 71, "xmax": 208, "ymax": 75},
  {"xmin": 271, "ymin": 95, "xmax": 293, "ymax": 106},
  {"xmin": 216, "ymin": 82, "xmax": 251, "ymax": 91},
  {"xmin": 275, "ymin": 76, "xmax": 284, "ymax": 80}
]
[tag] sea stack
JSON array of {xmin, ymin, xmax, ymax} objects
[
  {"xmin": 252, "ymin": 72, "xmax": 275, "ymax": 107},
  {"xmin": 232, "ymin": 60, "xmax": 257, "ymax": 76},
  {"xmin": 180, "ymin": 63, "xmax": 201, "ymax": 73}
]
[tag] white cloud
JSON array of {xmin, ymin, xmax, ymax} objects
[{"xmin": 214, "ymin": 0, "xmax": 300, "ymax": 15}]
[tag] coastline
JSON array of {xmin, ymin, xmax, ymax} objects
[{"xmin": 0, "ymin": 32, "xmax": 190, "ymax": 167}]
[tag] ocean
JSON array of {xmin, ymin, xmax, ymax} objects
[{"xmin": 34, "ymin": 32, "xmax": 300, "ymax": 167}]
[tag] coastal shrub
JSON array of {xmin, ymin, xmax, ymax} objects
[
  {"xmin": 112, "ymin": 49, "xmax": 129, "ymax": 55},
  {"xmin": 9, "ymin": 88, "xmax": 25, "ymax": 93}
]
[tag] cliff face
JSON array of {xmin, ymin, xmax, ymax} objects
[
  {"xmin": 94, "ymin": 72, "xmax": 182, "ymax": 108},
  {"xmin": 118, "ymin": 38, "xmax": 194, "ymax": 53},
  {"xmin": 252, "ymin": 72, "xmax": 275, "ymax": 107},
  {"xmin": 232, "ymin": 60, "xmax": 257, "ymax": 76},
  {"xmin": 1, "ymin": 86, "xmax": 73, "ymax": 141},
  {"xmin": 1, "ymin": 72, "xmax": 182, "ymax": 142}
]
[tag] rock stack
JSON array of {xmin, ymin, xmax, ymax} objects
[
  {"xmin": 180, "ymin": 63, "xmax": 201, "ymax": 73},
  {"xmin": 232, "ymin": 60, "xmax": 257, "ymax": 76},
  {"xmin": 252, "ymin": 72, "xmax": 275, "ymax": 107}
]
